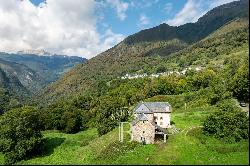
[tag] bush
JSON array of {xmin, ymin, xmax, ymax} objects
[
  {"xmin": 170, "ymin": 120, "xmax": 175, "ymax": 125},
  {"xmin": 230, "ymin": 62, "xmax": 249, "ymax": 101},
  {"xmin": 0, "ymin": 106, "xmax": 43, "ymax": 164},
  {"xmin": 203, "ymin": 108, "xmax": 249, "ymax": 142},
  {"xmin": 207, "ymin": 78, "xmax": 232, "ymax": 105},
  {"xmin": 96, "ymin": 96, "xmax": 128, "ymax": 136},
  {"xmin": 216, "ymin": 99, "xmax": 241, "ymax": 112},
  {"xmin": 60, "ymin": 110, "xmax": 82, "ymax": 134},
  {"xmin": 42, "ymin": 100, "xmax": 85, "ymax": 134}
]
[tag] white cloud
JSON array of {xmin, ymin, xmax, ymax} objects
[
  {"xmin": 102, "ymin": 29, "xmax": 125, "ymax": 47},
  {"xmin": 164, "ymin": 3, "xmax": 173, "ymax": 14},
  {"xmin": 130, "ymin": 0, "xmax": 159, "ymax": 9},
  {"xmin": 165, "ymin": 0, "xmax": 204, "ymax": 26},
  {"xmin": 138, "ymin": 14, "xmax": 150, "ymax": 29},
  {"xmin": 209, "ymin": 0, "xmax": 237, "ymax": 8},
  {"xmin": 0, "ymin": 0, "xmax": 125, "ymax": 59},
  {"xmin": 165, "ymin": 0, "xmax": 237, "ymax": 26},
  {"xmin": 106, "ymin": 0, "xmax": 129, "ymax": 21}
]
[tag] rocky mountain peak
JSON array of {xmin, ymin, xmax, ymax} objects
[{"xmin": 17, "ymin": 49, "xmax": 53, "ymax": 56}]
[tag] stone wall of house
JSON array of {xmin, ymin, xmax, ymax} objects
[
  {"xmin": 145, "ymin": 113, "xmax": 154, "ymax": 123},
  {"xmin": 154, "ymin": 113, "xmax": 171, "ymax": 128},
  {"xmin": 132, "ymin": 120, "xmax": 155, "ymax": 144}
]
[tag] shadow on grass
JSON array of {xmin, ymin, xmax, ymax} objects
[
  {"xmin": 19, "ymin": 137, "xmax": 66, "ymax": 163},
  {"xmin": 40, "ymin": 137, "xmax": 66, "ymax": 157},
  {"xmin": 155, "ymin": 134, "xmax": 168, "ymax": 143}
]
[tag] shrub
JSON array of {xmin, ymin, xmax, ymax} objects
[
  {"xmin": 216, "ymin": 99, "xmax": 241, "ymax": 112},
  {"xmin": 42, "ymin": 100, "xmax": 85, "ymax": 134},
  {"xmin": 0, "ymin": 106, "xmax": 43, "ymax": 164},
  {"xmin": 60, "ymin": 110, "xmax": 82, "ymax": 134},
  {"xmin": 96, "ymin": 96, "xmax": 128, "ymax": 136},
  {"xmin": 203, "ymin": 108, "xmax": 249, "ymax": 142},
  {"xmin": 170, "ymin": 120, "xmax": 175, "ymax": 125},
  {"xmin": 230, "ymin": 62, "xmax": 249, "ymax": 101}
]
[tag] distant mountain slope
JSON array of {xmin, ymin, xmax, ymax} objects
[
  {"xmin": 0, "ymin": 51, "xmax": 86, "ymax": 85},
  {"xmin": 0, "ymin": 60, "xmax": 30, "ymax": 112},
  {"xmin": 37, "ymin": 0, "xmax": 249, "ymax": 104},
  {"xmin": 0, "ymin": 58, "xmax": 44, "ymax": 94},
  {"xmin": 0, "ymin": 65, "xmax": 27, "ymax": 96},
  {"xmin": 0, "ymin": 51, "xmax": 86, "ymax": 111}
]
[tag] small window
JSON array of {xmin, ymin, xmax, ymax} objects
[
  {"xmin": 160, "ymin": 117, "xmax": 163, "ymax": 120},
  {"xmin": 155, "ymin": 122, "xmax": 157, "ymax": 124},
  {"xmin": 143, "ymin": 121, "xmax": 145, "ymax": 123},
  {"xmin": 160, "ymin": 122, "xmax": 163, "ymax": 125},
  {"xmin": 154, "ymin": 116, "xmax": 158, "ymax": 120},
  {"xmin": 143, "ymin": 131, "xmax": 145, "ymax": 133}
]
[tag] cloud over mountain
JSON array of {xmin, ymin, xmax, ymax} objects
[
  {"xmin": 0, "ymin": 0, "xmax": 125, "ymax": 59},
  {"xmin": 165, "ymin": 0, "xmax": 237, "ymax": 26}
]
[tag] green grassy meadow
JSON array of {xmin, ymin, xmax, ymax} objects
[{"xmin": 0, "ymin": 105, "xmax": 248, "ymax": 165}]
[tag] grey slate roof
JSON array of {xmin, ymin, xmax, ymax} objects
[
  {"xmin": 131, "ymin": 113, "xmax": 149, "ymax": 126},
  {"xmin": 134, "ymin": 102, "xmax": 171, "ymax": 113},
  {"xmin": 137, "ymin": 113, "xmax": 148, "ymax": 121}
]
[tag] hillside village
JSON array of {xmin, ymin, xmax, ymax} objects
[{"xmin": 119, "ymin": 66, "xmax": 204, "ymax": 79}]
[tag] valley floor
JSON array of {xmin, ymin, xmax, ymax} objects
[{"xmin": 0, "ymin": 107, "xmax": 248, "ymax": 165}]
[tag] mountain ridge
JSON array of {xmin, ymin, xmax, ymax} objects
[
  {"xmin": 0, "ymin": 51, "xmax": 86, "ymax": 111},
  {"xmin": 17, "ymin": 49, "xmax": 53, "ymax": 56},
  {"xmin": 125, "ymin": 0, "xmax": 249, "ymax": 45},
  {"xmin": 37, "ymin": 0, "xmax": 249, "ymax": 104},
  {"xmin": 0, "ymin": 52, "xmax": 86, "ymax": 85}
]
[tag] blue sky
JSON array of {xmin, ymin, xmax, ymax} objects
[
  {"xmin": 30, "ymin": 0, "xmax": 187, "ymax": 36},
  {"xmin": 29, "ymin": 0, "xmax": 235, "ymax": 37},
  {"xmin": 94, "ymin": 0, "xmax": 186, "ymax": 36},
  {"xmin": 0, "ymin": 0, "xmax": 236, "ymax": 58}
]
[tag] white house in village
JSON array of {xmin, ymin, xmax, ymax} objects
[{"xmin": 131, "ymin": 102, "xmax": 172, "ymax": 144}]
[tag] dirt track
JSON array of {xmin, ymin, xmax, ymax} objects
[{"xmin": 233, "ymin": 99, "xmax": 249, "ymax": 116}]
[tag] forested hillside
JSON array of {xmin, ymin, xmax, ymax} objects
[
  {"xmin": 37, "ymin": 22, "xmax": 248, "ymax": 136},
  {"xmin": 37, "ymin": 0, "xmax": 249, "ymax": 104},
  {"xmin": 0, "ymin": 52, "xmax": 85, "ymax": 113},
  {"xmin": 0, "ymin": 60, "xmax": 35, "ymax": 113}
]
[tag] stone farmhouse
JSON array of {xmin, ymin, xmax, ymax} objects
[{"xmin": 131, "ymin": 102, "xmax": 172, "ymax": 144}]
